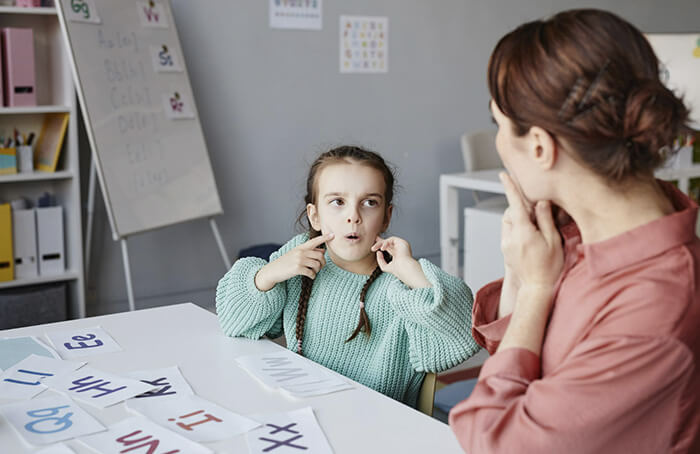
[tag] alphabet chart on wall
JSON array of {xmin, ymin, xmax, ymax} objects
[
  {"xmin": 269, "ymin": 0, "xmax": 322, "ymax": 30},
  {"xmin": 340, "ymin": 15, "xmax": 389, "ymax": 73}
]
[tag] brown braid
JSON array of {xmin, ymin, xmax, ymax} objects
[
  {"xmin": 345, "ymin": 266, "xmax": 383, "ymax": 342},
  {"xmin": 293, "ymin": 145, "xmax": 396, "ymax": 356}
]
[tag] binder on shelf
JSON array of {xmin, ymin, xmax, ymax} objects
[
  {"xmin": 0, "ymin": 147, "xmax": 17, "ymax": 175},
  {"xmin": 1, "ymin": 27, "xmax": 37, "ymax": 107},
  {"xmin": 34, "ymin": 112, "xmax": 69, "ymax": 172},
  {"xmin": 12, "ymin": 208, "xmax": 38, "ymax": 279},
  {"xmin": 0, "ymin": 203, "xmax": 14, "ymax": 282},
  {"xmin": 36, "ymin": 206, "xmax": 64, "ymax": 276}
]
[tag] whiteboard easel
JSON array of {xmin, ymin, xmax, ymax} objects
[{"xmin": 56, "ymin": 0, "xmax": 231, "ymax": 310}]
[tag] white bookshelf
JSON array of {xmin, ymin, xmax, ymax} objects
[{"xmin": 0, "ymin": 6, "xmax": 85, "ymax": 319}]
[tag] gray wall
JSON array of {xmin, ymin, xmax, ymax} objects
[{"xmin": 82, "ymin": 0, "xmax": 700, "ymax": 315}]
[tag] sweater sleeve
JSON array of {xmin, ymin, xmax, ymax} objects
[
  {"xmin": 471, "ymin": 279, "xmax": 511, "ymax": 354},
  {"xmin": 448, "ymin": 336, "xmax": 694, "ymax": 453},
  {"xmin": 388, "ymin": 259, "xmax": 480, "ymax": 373},
  {"xmin": 215, "ymin": 234, "xmax": 307, "ymax": 340}
]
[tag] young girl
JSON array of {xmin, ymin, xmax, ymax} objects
[
  {"xmin": 216, "ymin": 146, "xmax": 478, "ymax": 407},
  {"xmin": 449, "ymin": 9, "xmax": 700, "ymax": 453}
]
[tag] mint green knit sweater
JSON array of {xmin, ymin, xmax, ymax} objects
[{"xmin": 216, "ymin": 234, "xmax": 479, "ymax": 407}]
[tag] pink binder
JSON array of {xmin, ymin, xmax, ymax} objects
[{"xmin": 2, "ymin": 28, "xmax": 36, "ymax": 107}]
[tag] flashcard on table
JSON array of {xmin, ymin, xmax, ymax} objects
[
  {"xmin": 340, "ymin": 15, "xmax": 388, "ymax": 73},
  {"xmin": 236, "ymin": 351, "xmax": 352, "ymax": 397},
  {"xmin": 127, "ymin": 394, "xmax": 260, "ymax": 442},
  {"xmin": 269, "ymin": 0, "xmax": 322, "ymax": 30},
  {"xmin": 247, "ymin": 407, "xmax": 333, "ymax": 454},
  {"xmin": 0, "ymin": 337, "xmax": 59, "ymax": 370},
  {"xmin": 44, "ymin": 366, "xmax": 156, "ymax": 409},
  {"xmin": 126, "ymin": 366, "xmax": 194, "ymax": 400},
  {"xmin": 0, "ymin": 394, "xmax": 105, "ymax": 446},
  {"xmin": 64, "ymin": 0, "xmax": 102, "ymax": 24},
  {"xmin": 79, "ymin": 416, "xmax": 211, "ymax": 454},
  {"xmin": 36, "ymin": 443, "xmax": 77, "ymax": 454},
  {"xmin": 0, "ymin": 355, "xmax": 85, "ymax": 400},
  {"xmin": 45, "ymin": 326, "xmax": 123, "ymax": 359},
  {"xmin": 162, "ymin": 91, "xmax": 195, "ymax": 119},
  {"xmin": 137, "ymin": 1, "xmax": 169, "ymax": 28},
  {"xmin": 150, "ymin": 44, "xmax": 183, "ymax": 73}
]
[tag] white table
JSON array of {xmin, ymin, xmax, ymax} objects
[
  {"xmin": 439, "ymin": 169, "xmax": 504, "ymax": 277},
  {"xmin": 439, "ymin": 162, "xmax": 700, "ymax": 278},
  {"xmin": 0, "ymin": 303, "xmax": 464, "ymax": 453}
]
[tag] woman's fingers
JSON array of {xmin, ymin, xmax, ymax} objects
[
  {"xmin": 499, "ymin": 172, "xmax": 531, "ymax": 223},
  {"xmin": 535, "ymin": 200, "xmax": 559, "ymax": 245}
]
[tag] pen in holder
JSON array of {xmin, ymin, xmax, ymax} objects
[{"xmin": 17, "ymin": 145, "xmax": 34, "ymax": 173}]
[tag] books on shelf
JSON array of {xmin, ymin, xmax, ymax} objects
[{"xmin": 34, "ymin": 111, "xmax": 68, "ymax": 172}]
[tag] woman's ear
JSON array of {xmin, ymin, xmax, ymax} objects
[
  {"xmin": 307, "ymin": 203, "xmax": 321, "ymax": 231},
  {"xmin": 382, "ymin": 204, "xmax": 393, "ymax": 232},
  {"xmin": 528, "ymin": 126, "xmax": 557, "ymax": 170}
]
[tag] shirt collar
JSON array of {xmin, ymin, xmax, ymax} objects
[{"xmin": 560, "ymin": 180, "xmax": 698, "ymax": 278}]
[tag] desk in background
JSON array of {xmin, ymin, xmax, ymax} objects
[{"xmin": 0, "ymin": 303, "xmax": 464, "ymax": 454}]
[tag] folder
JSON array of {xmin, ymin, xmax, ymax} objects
[
  {"xmin": 0, "ymin": 203, "xmax": 14, "ymax": 282},
  {"xmin": 0, "ymin": 147, "xmax": 17, "ymax": 175},
  {"xmin": 12, "ymin": 208, "xmax": 38, "ymax": 279},
  {"xmin": 36, "ymin": 206, "xmax": 64, "ymax": 276},
  {"xmin": 1, "ymin": 27, "xmax": 37, "ymax": 107}
]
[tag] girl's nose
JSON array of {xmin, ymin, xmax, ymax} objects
[{"xmin": 347, "ymin": 209, "xmax": 361, "ymax": 224}]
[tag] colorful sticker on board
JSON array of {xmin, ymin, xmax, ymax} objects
[
  {"xmin": 340, "ymin": 15, "xmax": 388, "ymax": 74},
  {"xmin": 79, "ymin": 416, "xmax": 212, "ymax": 454},
  {"xmin": 247, "ymin": 407, "xmax": 333, "ymax": 454},
  {"xmin": 137, "ymin": 1, "xmax": 169, "ymax": 29},
  {"xmin": 127, "ymin": 394, "xmax": 260, "ymax": 442},
  {"xmin": 0, "ymin": 394, "xmax": 105, "ymax": 445},
  {"xmin": 45, "ymin": 326, "xmax": 123, "ymax": 359},
  {"xmin": 43, "ymin": 366, "xmax": 156, "ymax": 409},
  {"xmin": 163, "ymin": 91, "xmax": 195, "ymax": 120},
  {"xmin": 694, "ymin": 37, "xmax": 700, "ymax": 58},
  {"xmin": 150, "ymin": 44, "xmax": 183, "ymax": 73},
  {"xmin": 64, "ymin": 0, "xmax": 101, "ymax": 24},
  {"xmin": 0, "ymin": 354, "xmax": 85, "ymax": 400},
  {"xmin": 269, "ymin": 0, "xmax": 322, "ymax": 30}
]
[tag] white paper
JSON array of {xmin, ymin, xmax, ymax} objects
[
  {"xmin": 36, "ymin": 443, "xmax": 77, "ymax": 454},
  {"xmin": 44, "ymin": 366, "xmax": 155, "ymax": 409},
  {"xmin": 162, "ymin": 91, "xmax": 195, "ymax": 119},
  {"xmin": 0, "ymin": 355, "xmax": 85, "ymax": 400},
  {"xmin": 127, "ymin": 394, "xmax": 260, "ymax": 442},
  {"xmin": 0, "ymin": 336, "xmax": 59, "ymax": 370},
  {"xmin": 0, "ymin": 394, "xmax": 105, "ymax": 446},
  {"xmin": 126, "ymin": 366, "xmax": 194, "ymax": 400},
  {"xmin": 247, "ymin": 407, "xmax": 333, "ymax": 454},
  {"xmin": 236, "ymin": 351, "xmax": 352, "ymax": 397},
  {"xmin": 150, "ymin": 44, "xmax": 183, "ymax": 73},
  {"xmin": 45, "ymin": 326, "xmax": 123, "ymax": 359},
  {"xmin": 137, "ymin": 1, "xmax": 169, "ymax": 28},
  {"xmin": 269, "ymin": 0, "xmax": 322, "ymax": 30},
  {"xmin": 340, "ymin": 16, "xmax": 388, "ymax": 73},
  {"xmin": 79, "ymin": 416, "xmax": 212, "ymax": 454},
  {"xmin": 64, "ymin": 0, "xmax": 101, "ymax": 24}
]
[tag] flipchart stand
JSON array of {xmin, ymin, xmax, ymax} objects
[{"xmin": 84, "ymin": 159, "xmax": 232, "ymax": 312}]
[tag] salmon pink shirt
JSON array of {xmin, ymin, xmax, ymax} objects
[{"xmin": 449, "ymin": 182, "xmax": 700, "ymax": 453}]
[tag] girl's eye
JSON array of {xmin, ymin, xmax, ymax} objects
[
  {"xmin": 330, "ymin": 199, "xmax": 344, "ymax": 206},
  {"xmin": 363, "ymin": 199, "xmax": 378, "ymax": 207}
]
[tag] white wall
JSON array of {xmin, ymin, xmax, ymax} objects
[{"xmin": 81, "ymin": 0, "xmax": 700, "ymax": 314}]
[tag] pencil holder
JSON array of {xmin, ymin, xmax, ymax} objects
[{"xmin": 17, "ymin": 145, "xmax": 33, "ymax": 173}]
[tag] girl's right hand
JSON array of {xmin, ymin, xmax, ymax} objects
[{"xmin": 254, "ymin": 233, "xmax": 334, "ymax": 291}]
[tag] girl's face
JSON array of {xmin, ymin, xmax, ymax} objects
[{"xmin": 307, "ymin": 162, "xmax": 392, "ymax": 274}]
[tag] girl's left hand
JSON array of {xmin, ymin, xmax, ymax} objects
[{"xmin": 371, "ymin": 236, "xmax": 431, "ymax": 288}]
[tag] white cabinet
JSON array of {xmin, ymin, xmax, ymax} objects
[
  {"xmin": 0, "ymin": 5, "xmax": 84, "ymax": 319},
  {"xmin": 463, "ymin": 204, "xmax": 505, "ymax": 292}
]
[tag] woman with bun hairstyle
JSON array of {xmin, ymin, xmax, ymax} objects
[{"xmin": 449, "ymin": 9, "xmax": 700, "ymax": 453}]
